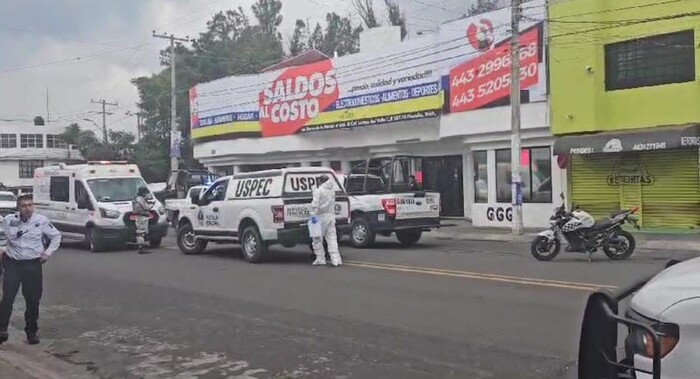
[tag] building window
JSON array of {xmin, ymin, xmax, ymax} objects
[
  {"xmin": 605, "ymin": 30, "xmax": 695, "ymax": 91},
  {"xmin": 310, "ymin": 161, "xmax": 322, "ymax": 167},
  {"xmin": 20, "ymin": 134, "xmax": 44, "ymax": 148},
  {"xmin": 50, "ymin": 176, "xmax": 70, "ymax": 202},
  {"xmin": 495, "ymin": 147, "xmax": 552, "ymax": 203},
  {"xmin": 0, "ymin": 134, "xmax": 16, "ymax": 148},
  {"xmin": 46, "ymin": 134, "xmax": 68, "ymax": 149},
  {"xmin": 473, "ymin": 151, "xmax": 488, "ymax": 203},
  {"xmin": 19, "ymin": 160, "xmax": 44, "ymax": 179}
]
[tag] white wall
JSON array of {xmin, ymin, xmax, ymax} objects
[{"xmin": 0, "ymin": 159, "xmax": 67, "ymax": 188}]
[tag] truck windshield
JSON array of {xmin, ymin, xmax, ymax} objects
[
  {"xmin": 0, "ymin": 194, "xmax": 16, "ymax": 202},
  {"xmin": 87, "ymin": 177, "xmax": 149, "ymax": 202}
]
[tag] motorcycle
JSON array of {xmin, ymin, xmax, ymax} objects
[{"xmin": 530, "ymin": 195, "xmax": 640, "ymax": 262}]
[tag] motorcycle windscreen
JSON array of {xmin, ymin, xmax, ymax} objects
[{"xmin": 578, "ymin": 292, "xmax": 619, "ymax": 379}]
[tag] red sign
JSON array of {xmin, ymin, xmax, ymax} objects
[
  {"xmin": 189, "ymin": 87, "xmax": 199, "ymax": 128},
  {"xmin": 449, "ymin": 28, "xmax": 540, "ymax": 113},
  {"xmin": 258, "ymin": 59, "xmax": 339, "ymax": 137}
]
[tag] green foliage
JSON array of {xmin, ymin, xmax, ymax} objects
[
  {"xmin": 131, "ymin": 0, "xmax": 286, "ymax": 181},
  {"xmin": 468, "ymin": 0, "xmax": 500, "ymax": 16},
  {"xmin": 61, "ymin": 123, "xmax": 135, "ymax": 162},
  {"xmin": 385, "ymin": 0, "xmax": 407, "ymax": 41}
]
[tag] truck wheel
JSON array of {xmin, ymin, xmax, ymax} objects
[
  {"xmin": 85, "ymin": 228, "xmax": 106, "ymax": 253},
  {"xmin": 241, "ymin": 226, "xmax": 268, "ymax": 263},
  {"xmin": 396, "ymin": 230, "xmax": 422, "ymax": 247},
  {"xmin": 177, "ymin": 223, "xmax": 207, "ymax": 255},
  {"xmin": 351, "ymin": 217, "xmax": 375, "ymax": 248}
]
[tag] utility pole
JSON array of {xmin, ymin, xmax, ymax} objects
[
  {"xmin": 91, "ymin": 99, "xmax": 117, "ymax": 143},
  {"xmin": 510, "ymin": 0, "xmax": 524, "ymax": 235},
  {"xmin": 126, "ymin": 111, "xmax": 144, "ymax": 142},
  {"xmin": 152, "ymin": 31, "xmax": 189, "ymax": 172}
]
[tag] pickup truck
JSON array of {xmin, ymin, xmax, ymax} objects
[
  {"xmin": 165, "ymin": 185, "xmax": 206, "ymax": 227},
  {"xmin": 342, "ymin": 156, "xmax": 441, "ymax": 248}
]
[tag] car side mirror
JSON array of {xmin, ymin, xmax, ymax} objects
[
  {"xmin": 559, "ymin": 192, "xmax": 565, "ymax": 200},
  {"xmin": 190, "ymin": 192, "xmax": 200, "ymax": 205}
]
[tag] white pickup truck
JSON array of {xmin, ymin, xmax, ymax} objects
[
  {"xmin": 165, "ymin": 185, "xmax": 206, "ymax": 227},
  {"xmin": 342, "ymin": 157, "xmax": 441, "ymax": 248},
  {"xmin": 175, "ymin": 168, "xmax": 350, "ymax": 263}
]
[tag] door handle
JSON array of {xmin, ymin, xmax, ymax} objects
[
  {"xmin": 213, "ymin": 207, "xmax": 219, "ymax": 212},
  {"xmin": 65, "ymin": 206, "xmax": 70, "ymax": 210}
]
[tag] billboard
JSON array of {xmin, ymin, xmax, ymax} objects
[
  {"xmin": 190, "ymin": 36, "xmax": 444, "ymax": 139},
  {"xmin": 189, "ymin": 0, "xmax": 546, "ymax": 139},
  {"xmin": 439, "ymin": 1, "xmax": 547, "ymax": 111}
]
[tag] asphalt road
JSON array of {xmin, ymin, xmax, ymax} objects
[{"xmin": 3, "ymin": 232, "xmax": 697, "ymax": 379}]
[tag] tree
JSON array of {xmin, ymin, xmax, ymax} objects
[
  {"xmin": 309, "ymin": 23, "xmax": 324, "ymax": 50},
  {"xmin": 61, "ymin": 123, "xmax": 136, "ymax": 162},
  {"xmin": 384, "ymin": 0, "xmax": 407, "ymax": 40},
  {"xmin": 289, "ymin": 19, "xmax": 308, "ymax": 56},
  {"xmin": 353, "ymin": 0, "xmax": 379, "ymax": 28},
  {"xmin": 467, "ymin": 0, "xmax": 500, "ymax": 16},
  {"xmin": 252, "ymin": 0, "xmax": 283, "ymax": 38},
  {"xmin": 299, "ymin": 14, "xmax": 362, "ymax": 58},
  {"xmin": 131, "ymin": 0, "xmax": 286, "ymax": 181}
]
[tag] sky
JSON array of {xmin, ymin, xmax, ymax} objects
[{"xmin": 0, "ymin": 0, "xmax": 477, "ymax": 135}]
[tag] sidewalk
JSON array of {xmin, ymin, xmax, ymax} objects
[
  {"xmin": 0, "ymin": 327, "xmax": 96, "ymax": 379},
  {"xmin": 433, "ymin": 219, "xmax": 700, "ymax": 252}
]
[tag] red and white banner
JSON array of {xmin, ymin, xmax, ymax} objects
[{"xmin": 449, "ymin": 27, "xmax": 540, "ymax": 113}]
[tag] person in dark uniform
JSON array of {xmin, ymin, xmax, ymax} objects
[{"xmin": 0, "ymin": 194, "xmax": 61, "ymax": 345}]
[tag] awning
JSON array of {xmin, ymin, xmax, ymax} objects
[{"xmin": 553, "ymin": 124, "xmax": 700, "ymax": 155}]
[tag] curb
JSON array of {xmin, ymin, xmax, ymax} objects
[
  {"xmin": 431, "ymin": 233, "xmax": 700, "ymax": 253},
  {"xmin": 0, "ymin": 328, "xmax": 96, "ymax": 379}
]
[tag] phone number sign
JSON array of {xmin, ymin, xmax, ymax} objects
[{"xmin": 449, "ymin": 28, "xmax": 540, "ymax": 113}]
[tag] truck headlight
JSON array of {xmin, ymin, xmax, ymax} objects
[
  {"xmin": 157, "ymin": 206, "xmax": 165, "ymax": 215},
  {"xmin": 99, "ymin": 208, "xmax": 120, "ymax": 219}
]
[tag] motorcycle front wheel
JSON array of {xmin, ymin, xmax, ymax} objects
[
  {"xmin": 530, "ymin": 236, "xmax": 561, "ymax": 261},
  {"xmin": 603, "ymin": 230, "xmax": 636, "ymax": 260}
]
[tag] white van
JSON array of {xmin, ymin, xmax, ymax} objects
[{"xmin": 33, "ymin": 161, "xmax": 168, "ymax": 251}]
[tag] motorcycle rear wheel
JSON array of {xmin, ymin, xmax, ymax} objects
[
  {"xmin": 530, "ymin": 236, "xmax": 561, "ymax": 261},
  {"xmin": 603, "ymin": 230, "xmax": 635, "ymax": 260}
]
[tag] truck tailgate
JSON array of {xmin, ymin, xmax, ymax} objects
[{"xmin": 395, "ymin": 192, "xmax": 440, "ymax": 220}]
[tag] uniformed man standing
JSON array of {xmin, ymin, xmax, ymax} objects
[{"xmin": 0, "ymin": 194, "xmax": 61, "ymax": 345}]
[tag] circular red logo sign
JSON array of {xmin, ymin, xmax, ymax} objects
[{"xmin": 467, "ymin": 19, "xmax": 495, "ymax": 51}]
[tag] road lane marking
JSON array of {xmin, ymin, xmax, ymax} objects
[
  {"xmin": 345, "ymin": 261, "xmax": 617, "ymax": 292},
  {"xmin": 163, "ymin": 244, "xmax": 615, "ymax": 291}
]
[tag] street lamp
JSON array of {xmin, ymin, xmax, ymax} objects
[{"xmin": 83, "ymin": 118, "xmax": 107, "ymax": 143}]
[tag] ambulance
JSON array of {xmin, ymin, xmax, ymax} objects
[{"xmin": 33, "ymin": 161, "xmax": 168, "ymax": 251}]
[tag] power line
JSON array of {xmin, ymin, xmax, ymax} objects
[{"xmin": 0, "ymin": 43, "xmax": 147, "ymax": 75}]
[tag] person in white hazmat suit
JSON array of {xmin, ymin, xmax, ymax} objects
[{"xmin": 310, "ymin": 176, "xmax": 342, "ymax": 267}]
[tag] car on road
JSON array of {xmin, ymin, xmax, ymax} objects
[
  {"xmin": 175, "ymin": 167, "xmax": 350, "ymax": 263},
  {"xmin": 165, "ymin": 185, "xmax": 206, "ymax": 227},
  {"xmin": 578, "ymin": 257, "xmax": 700, "ymax": 379},
  {"xmin": 0, "ymin": 191, "xmax": 17, "ymax": 216}
]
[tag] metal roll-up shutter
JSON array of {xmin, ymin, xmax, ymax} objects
[
  {"xmin": 639, "ymin": 150, "xmax": 699, "ymax": 229},
  {"xmin": 570, "ymin": 155, "xmax": 620, "ymax": 222},
  {"xmin": 571, "ymin": 150, "xmax": 700, "ymax": 229}
]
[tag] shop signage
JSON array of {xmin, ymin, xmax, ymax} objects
[
  {"xmin": 607, "ymin": 163, "xmax": 655, "ymax": 186},
  {"xmin": 487, "ymin": 206, "xmax": 513, "ymax": 222},
  {"xmin": 190, "ymin": 39, "xmax": 443, "ymax": 139},
  {"xmin": 189, "ymin": 0, "xmax": 547, "ymax": 139},
  {"xmin": 449, "ymin": 27, "xmax": 540, "ymax": 112},
  {"xmin": 682, "ymin": 137, "xmax": 700, "ymax": 147},
  {"xmin": 554, "ymin": 124, "xmax": 700, "ymax": 155}
]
